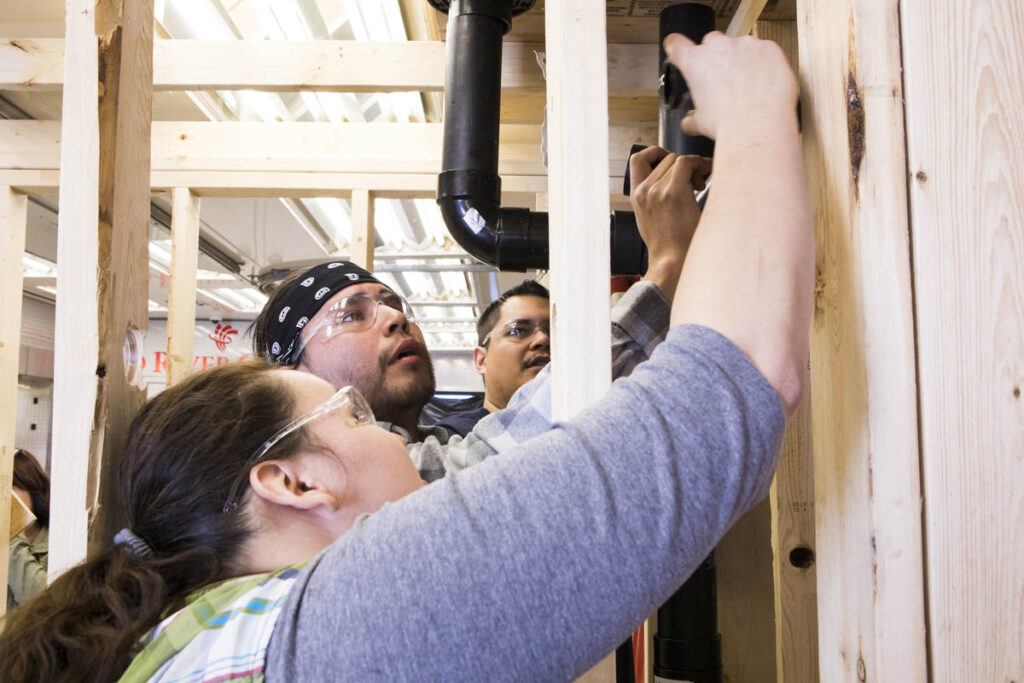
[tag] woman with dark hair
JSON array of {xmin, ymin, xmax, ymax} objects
[
  {"xmin": 7, "ymin": 448, "xmax": 50, "ymax": 610},
  {"xmin": 0, "ymin": 33, "xmax": 810, "ymax": 682}
]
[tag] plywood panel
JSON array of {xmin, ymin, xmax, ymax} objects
[
  {"xmin": 901, "ymin": 1, "xmax": 1024, "ymax": 680},
  {"xmin": 797, "ymin": 0, "xmax": 928, "ymax": 679}
]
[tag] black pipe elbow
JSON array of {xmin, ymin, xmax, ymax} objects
[{"xmin": 433, "ymin": 0, "xmax": 648, "ymax": 277}]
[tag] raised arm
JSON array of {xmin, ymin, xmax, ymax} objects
[{"xmin": 664, "ymin": 32, "xmax": 813, "ymax": 412}]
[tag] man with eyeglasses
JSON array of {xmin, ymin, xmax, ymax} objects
[
  {"xmin": 253, "ymin": 149, "xmax": 708, "ymax": 478},
  {"xmin": 434, "ymin": 280, "xmax": 551, "ymax": 438}
]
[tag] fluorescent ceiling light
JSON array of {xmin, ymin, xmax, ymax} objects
[
  {"xmin": 149, "ymin": 242, "xmax": 173, "ymax": 267},
  {"xmin": 167, "ymin": 0, "xmax": 237, "ymax": 40},
  {"xmin": 198, "ymin": 289, "xmax": 238, "ymax": 310},
  {"xmin": 22, "ymin": 253, "xmax": 57, "ymax": 278}
]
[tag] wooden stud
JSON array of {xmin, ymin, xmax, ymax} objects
[
  {"xmin": 0, "ymin": 186, "xmax": 28, "ymax": 619},
  {"xmin": 691, "ymin": 15, "xmax": 802, "ymax": 682},
  {"xmin": 545, "ymin": 3, "xmax": 612, "ymax": 680},
  {"xmin": 751, "ymin": 20, "xmax": 820, "ymax": 683},
  {"xmin": 726, "ymin": 0, "xmax": 772, "ymax": 37},
  {"xmin": 900, "ymin": 1, "xmax": 1024, "ymax": 678},
  {"xmin": 48, "ymin": 0, "xmax": 154, "ymax": 579},
  {"xmin": 349, "ymin": 189, "xmax": 375, "ymax": 271},
  {"xmin": 798, "ymin": 0, "xmax": 927, "ymax": 679},
  {"xmin": 166, "ymin": 188, "xmax": 200, "ymax": 387}
]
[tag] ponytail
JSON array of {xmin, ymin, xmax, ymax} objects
[
  {"xmin": 0, "ymin": 543, "xmax": 221, "ymax": 682},
  {"xmin": 0, "ymin": 361, "xmax": 304, "ymax": 681}
]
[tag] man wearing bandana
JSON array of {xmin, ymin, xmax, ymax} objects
[
  {"xmin": 253, "ymin": 149, "xmax": 709, "ymax": 479},
  {"xmin": 252, "ymin": 262, "xmax": 437, "ymax": 441}
]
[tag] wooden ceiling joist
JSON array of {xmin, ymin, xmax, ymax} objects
[
  {"xmin": 0, "ymin": 119, "xmax": 654, "ymax": 182},
  {"xmin": 0, "ymin": 39, "xmax": 657, "ymax": 97}
]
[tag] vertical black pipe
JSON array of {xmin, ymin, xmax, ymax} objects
[
  {"xmin": 440, "ymin": 0, "xmax": 510, "ymax": 175},
  {"xmin": 657, "ymin": 3, "xmax": 716, "ymax": 157},
  {"xmin": 653, "ymin": 8, "xmax": 722, "ymax": 683},
  {"xmin": 433, "ymin": 0, "xmax": 648, "ymax": 274}
]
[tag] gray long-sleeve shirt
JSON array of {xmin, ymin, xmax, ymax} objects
[{"xmin": 266, "ymin": 325, "xmax": 784, "ymax": 681}]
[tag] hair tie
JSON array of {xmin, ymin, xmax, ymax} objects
[{"xmin": 114, "ymin": 528, "xmax": 154, "ymax": 558}]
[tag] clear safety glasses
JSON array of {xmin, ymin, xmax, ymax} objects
[
  {"xmin": 222, "ymin": 385, "xmax": 376, "ymax": 513},
  {"xmin": 293, "ymin": 291, "xmax": 416, "ymax": 361},
  {"xmin": 481, "ymin": 317, "xmax": 551, "ymax": 346}
]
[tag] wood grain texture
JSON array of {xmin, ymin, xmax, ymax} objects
[
  {"xmin": 49, "ymin": 0, "xmax": 153, "ymax": 579},
  {"xmin": 166, "ymin": 188, "xmax": 200, "ymax": 387},
  {"xmin": 0, "ymin": 186, "xmax": 27, "ymax": 619},
  {"xmin": 797, "ymin": 0, "xmax": 928, "ymax": 679},
  {"xmin": 900, "ymin": 1, "xmax": 1024, "ymax": 680},
  {"xmin": 0, "ymin": 38, "xmax": 658, "ymax": 98},
  {"xmin": 717, "ymin": 499, "xmax": 777, "ymax": 682},
  {"xmin": 754, "ymin": 20, "xmax": 820, "ymax": 683},
  {"xmin": 0, "ymin": 168, "xmax": 631, "ymax": 200},
  {"xmin": 770, "ymin": 388, "xmax": 818, "ymax": 682},
  {"xmin": 0, "ymin": 120, "xmax": 655, "ymax": 180},
  {"xmin": 349, "ymin": 189, "xmax": 375, "ymax": 270}
]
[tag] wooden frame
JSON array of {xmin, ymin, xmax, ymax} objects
[
  {"xmin": 798, "ymin": 0, "xmax": 928, "ymax": 679},
  {"xmin": 48, "ymin": 0, "xmax": 154, "ymax": 578},
  {"xmin": 0, "ymin": 39, "xmax": 658, "ymax": 97},
  {"xmin": 901, "ymin": 1, "xmax": 1024, "ymax": 678},
  {"xmin": 0, "ymin": 186, "xmax": 28, "ymax": 620},
  {"xmin": 6, "ymin": 1, "xmax": 1021, "ymax": 680},
  {"xmin": 166, "ymin": 187, "xmax": 200, "ymax": 386}
]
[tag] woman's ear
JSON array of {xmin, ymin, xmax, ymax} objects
[{"xmin": 249, "ymin": 455, "xmax": 343, "ymax": 512}]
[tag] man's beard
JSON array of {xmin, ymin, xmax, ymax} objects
[{"xmin": 364, "ymin": 349, "xmax": 436, "ymax": 424}]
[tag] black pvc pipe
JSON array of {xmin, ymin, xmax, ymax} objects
[
  {"xmin": 658, "ymin": 3, "xmax": 716, "ymax": 157},
  {"xmin": 652, "ymin": 8, "xmax": 721, "ymax": 683},
  {"xmin": 433, "ymin": 0, "xmax": 647, "ymax": 275}
]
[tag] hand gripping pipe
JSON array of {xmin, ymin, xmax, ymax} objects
[
  {"xmin": 431, "ymin": 0, "xmax": 647, "ymax": 275},
  {"xmin": 653, "ymin": 7, "xmax": 722, "ymax": 683}
]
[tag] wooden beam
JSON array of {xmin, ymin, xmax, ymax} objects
[
  {"xmin": 0, "ymin": 169, "xmax": 632, "ymax": 200},
  {"xmin": 770, "ymin": 389, "xmax": 818, "ymax": 682},
  {"xmin": 49, "ymin": 0, "xmax": 154, "ymax": 579},
  {"xmin": 753, "ymin": 20, "xmax": 820, "ymax": 683},
  {"xmin": 0, "ymin": 186, "xmax": 28, "ymax": 620},
  {"xmin": 166, "ymin": 188, "xmax": 200, "ymax": 387},
  {"xmin": 726, "ymin": 0, "xmax": 771, "ymax": 36},
  {"xmin": 0, "ymin": 120, "xmax": 655, "ymax": 179},
  {"xmin": 545, "ymin": 3, "xmax": 612, "ymax": 680},
  {"xmin": 717, "ymin": 499, "xmax": 777, "ymax": 681},
  {"xmin": 349, "ymin": 189, "xmax": 375, "ymax": 270},
  {"xmin": 900, "ymin": 1, "xmax": 1024, "ymax": 678},
  {"xmin": 396, "ymin": 0, "xmax": 443, "ymax": 123},
  {"xmin": 0, "ymin": 39, "xmax": 659, "ymax": 97},
  {"xmin": 798, "ymin": 0, "xmax": 927, "ymax": 679}
]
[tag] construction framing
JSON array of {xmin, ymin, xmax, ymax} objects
[{"xmin": 1, "ymin": 1, "xmax": 1021, "ymax": 681}]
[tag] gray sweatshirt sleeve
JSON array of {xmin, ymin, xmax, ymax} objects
[{"xmin": 266, "ymin": 325, "xmax": 784, "ymax": 682}]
